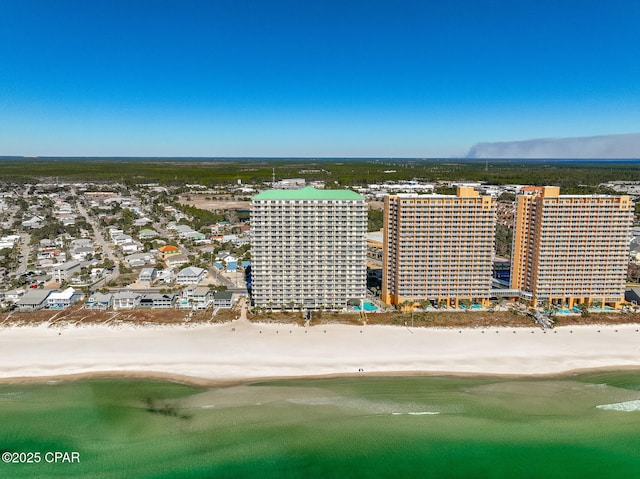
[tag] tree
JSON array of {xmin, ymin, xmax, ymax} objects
[{"xmin": 578, "ymin": 303, "xmax": 590, "ymax": 318}]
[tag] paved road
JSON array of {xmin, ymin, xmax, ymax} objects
[
  {"xmin": 15, "ymin": 233, "xmax": 31, "ymax": 275},
  {"xmin": 73, "ymin": 189, "xmax": 119, "ymax": 265}
]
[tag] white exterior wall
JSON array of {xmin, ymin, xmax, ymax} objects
[{"xmin": 251, "ymin": 198, "xmax": 367, "ymax": 309}]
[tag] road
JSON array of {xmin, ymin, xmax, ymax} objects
[
  {"xmin": 15, "ymin": 233, "xmax": 31, "ymax": 275},
  {"xmin": 73, "ymin": 189, "xmax": 119, "ymax": 265}
]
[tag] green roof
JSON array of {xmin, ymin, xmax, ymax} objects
[{"xmin": 252, "ymin": 186, "xmax": 363, "ymax": 201}]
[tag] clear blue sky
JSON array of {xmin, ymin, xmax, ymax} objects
[{"xmin": 1, "ymin": 0, "xmax": 639, "ymax": 157}]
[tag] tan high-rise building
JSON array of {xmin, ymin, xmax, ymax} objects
[
  {"xmin": 511, "ymin": 186, "xmax": 633, "ymax": 308},
  {"xmin": 382, "ymin": 187, "xmax": 496, "ymax": 308}
]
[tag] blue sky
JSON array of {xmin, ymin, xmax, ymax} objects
[{"xmin": 1, "ymin": 0, "xmax": 639, "ymax": 157}]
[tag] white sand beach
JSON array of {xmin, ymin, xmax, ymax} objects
[{"xmin": 2, "ymin": 313, "xmax": 640, "ymax": 383}]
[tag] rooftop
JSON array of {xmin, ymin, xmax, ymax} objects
[{"xmin": 252, "ymin": 186, "xmax": 363, "ymax": 201}]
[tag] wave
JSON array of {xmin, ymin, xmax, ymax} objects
[
  {"xmin": 287, "ymin": 396, "xmax": 441, "ymax": 416},
  {"xmin": 595, "ymin": 400, "xmax": 640, "ymax": 412}
]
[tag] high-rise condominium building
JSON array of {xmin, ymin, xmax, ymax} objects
[
  {"xmin": 250, "ymin": 186, "xmax": 367, "ymax": 309},
  {"xmin": 382, "ymin": 187, "xmax": 496, "ymax": 308},
  {"xmin": 511, "ymin": 186, "xmax": 633, "ymax": 308}
]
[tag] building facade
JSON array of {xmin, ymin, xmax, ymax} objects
[
  {"xmin": 382, "ymin": 187, "xmax": 496, "ymax": 308},
  {"xmin": 251, "ymin": 186, "xmax": 367, "ymax": 309},
  {"xmin": 511, "ymin": 186, "xmax": 633, "ymax": 308}
]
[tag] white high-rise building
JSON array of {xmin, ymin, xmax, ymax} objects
[{"xmin": 251, "ymin": 186, "xmax": 367, "ymax": 310}]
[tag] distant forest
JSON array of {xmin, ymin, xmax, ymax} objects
[{"xmin": 1, "ymin": 158, "xmax": 639, "ymax": 190}]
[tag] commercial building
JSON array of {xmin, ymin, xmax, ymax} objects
[
  {"xmin": 251, "ymin": 186, "xmax": 367, "ymax": 309},
  {"xmin": 382, "ymin": 187, "xmax": 496, "ymax": 308},
  {"xmin": 511, "ymin": 186, "xmax": 633, "ymax": 308}
]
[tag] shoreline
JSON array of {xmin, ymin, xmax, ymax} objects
[
  {"xmin": 2, "ymin": 320, "xmax": 640, "ymax": 386},
  {"xmin": 3, "ymin": 364, "xmax": 640, "ymax": 388}
]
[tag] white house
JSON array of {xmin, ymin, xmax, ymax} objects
[
  {"xmin": 52, "ymin": 261, "xmax": 82, "ymax": 282},
  {"xmin": 213, "ymin": 291, "xmax": 236, "ymax": 309},
  {"xmin": 47, "ymin": 287, "xmax": 82, "ymax": 309},
  {"xmin": 112, "ymin": 292, "xmax": 141, "ymax": 310},
  {"xmin": 176, "ymin": 266, "xmax": 207, "ymax": 285},
  {"xmin": 22, "ymin": 215, "xmax": 45, "ymax": 229},
  {"xmin": 178, "ymin": 286, "xmax": 213, "ymax": 309},
  {"xmin": 139, "ymin": 268, "xmax": 157, "ymax": 283},
  {"xmin": 121, "ymin": 242, "xmax": 142, "ymax": 254},
  {"xmin": 72, "ymin": 246, "xmax": 95, "ymax": 261}
]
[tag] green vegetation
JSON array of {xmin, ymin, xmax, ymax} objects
[
  {"xmin": 176, "ymin": 203, "xmax": 224, "ymax": 231},
  {"xmin": 495, "ymin": 224, "xmax": 513, "ymax": 258},
  {"xmin": 367, "ymin": 208, "xmax": 384, "ymax": 232},
  {"xmin": 1, "ymin": 158, "xmax": 640, "ymax": 188}
]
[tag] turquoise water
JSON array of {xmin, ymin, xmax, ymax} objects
[
  {"xmin": 354, "ymin": 302, "xmax": 378, "ymax": 311},
  {"xmin": 1, "ymin": 373, "xmax": 640, "ymax": 478}
]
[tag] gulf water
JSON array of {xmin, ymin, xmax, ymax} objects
[{"xmin": 1, "ymin": 373, "xmax": 640, "ymax": 478}]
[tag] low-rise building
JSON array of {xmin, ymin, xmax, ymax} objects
[
  {"xmin": 179, "ymin": 286, "xmax": 213, "ymax": 309},
  {"xmin": 52, "ymin": 261, "xmax": 82, "ymax": 283},
  {"xmin": 85, "ymin": 292, "xmax": 113, "ymax": 310},
  {"xmin": 139, "ymin": 268, "xmax": 157, "ymax": 283},
  {"xmin": 125, "ymin": 252, "xmax": 156, "ymax": 268},
  {"xmin": 213, "ymin": 291, "xmax": 235, "ymax": 309},
  {"xmin": 15, "ymin": 289, "xmax": 51, "ymax": 311},
  {"xmin": 112, "ymin": 291, "xmax": 141, "ymax": 310},
  {"xmin": 47, "ymin": 287, "xmax": 82, "ymax": 309},
  {"xmin": 176, "ymin": 266, "xmax": 207, "ymax": 285},
  {"xmin": 138, "ymin": 293, "xmax": 176, "ymax": 309},
  {"xmin": 165, "ymin": 253, "xmax": 189, "ymax": 268}
]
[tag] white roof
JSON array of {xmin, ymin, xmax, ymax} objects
[{"xmin": 48, "ymin": 287, "xmax": 77, "ymax": 301}]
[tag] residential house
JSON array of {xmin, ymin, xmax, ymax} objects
[
  {"xmin": 112, "ymin": 292, "xmax": 141, "ymax": 310},
  {"xmin": 176, "ymin": 266, "xmax": 207, "ymax": 285},
  {"xmin": 90, "ymin": 268, "xmax": 106, "ymax": 281},
  {"xmin": 15, "ymin": 289, "xmax": 51, "ymax": 311},
  {"xmin": 72, "ymin": 246, "xmax": 95, "ymax": 261},
  {"xmin": 158, "ymin": 245, "xmax": 180, "ymax": 260},
  {"xmin": 155, "ymin": 269, "xmax": 175, "ymax": 284},
  {"xmin": 183, "ymin": 231, "xmax": 206, "ymax": 241},
  {"xmin": 138, "ymin": 293, "xmax": 176, "ymax": 309},
  {"xmin": 213, "ymin": 291, "xmax": 235, "ymax": 309},
  {"xmin": 47, "ymin": 287, "xmax": 82, "ymax": 309},
  {"xmin": 164, "ymin": 253, "xmax": 189, "ymax": 268},
  {"xmin": 125, "ymin": 252, "xmax": 156, "ymax": 268},
  {"xmin": 138, "ymin": 228, "xmax": 159, "ymax": 240},
  {"xmin": 84, "ymin": 292, "xmax": 113, "ymax": 310},
  {"xmin": 112, "ymin": 233, "xmax": 134, "ymax": 246},
  {"xmin": 22, "ymin": 215, "xmax": 45, "ymax": 229},
  {"xmin": 139, "ymin": 268, "xmax": 157, "ymax": 283},
  {"xmin": 178, "ymin": 286, "xmax": 213, "ymax": 309},
  {"xmin": 133, "ymin": 217, "xmax": 152, "ymax": 227},
  {"xmin": 70, "ymin": 238, "xmax": 93, "ymax": 249},
  {"xmin": 52, "ymin": 261, "xmax": 82, "ymax": 283},
  {"xmin": 121, "ymin": 242, "xmax": 142, "ymax": 254},
  {"xmin": 2, "ymin": 288, "xmax": 25, "ymax": 304}
]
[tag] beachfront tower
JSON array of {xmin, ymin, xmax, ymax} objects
[
  {"xmin": 382, "ymin": 187, "xmax": 496, "ymax": 309},
  {"xmin": 511, "ymin": 186, "xmax": 633, "ymax": 309},
  {"xmin": 250, "ymin": 186, "xmax": 367, "ymax": 310}
]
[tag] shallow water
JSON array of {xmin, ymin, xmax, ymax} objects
[{"xmin": 1, "ymin": 373, "xmax": 640, "ymax": 478}]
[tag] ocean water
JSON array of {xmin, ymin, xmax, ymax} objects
[{"xmin": 1, "ymin": 373, "xmax": 640, "ymax": 478}]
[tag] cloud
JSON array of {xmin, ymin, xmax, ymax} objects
[{"xmin": 466, "ymin": 132, "xmax": 640, "ymax": 159}]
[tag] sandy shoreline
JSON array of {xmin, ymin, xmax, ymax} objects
[{"xmin": 2, "ymin": 318, "xmax": 640, "ymax": 385}]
